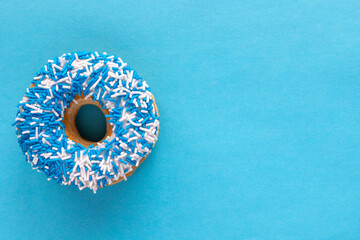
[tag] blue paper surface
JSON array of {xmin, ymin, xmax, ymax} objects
[{"xmin": 0, "ymin": 1, "xmax": 359, "ymax": 239}]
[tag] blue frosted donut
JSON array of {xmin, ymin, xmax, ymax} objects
[{"xmin": 13, "ymin": 51, "xmax": 160, "ymax": 192}]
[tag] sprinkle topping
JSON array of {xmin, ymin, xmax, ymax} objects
[{"xmin": 14, "ymin": 51, "xmax": 160, "ymax": 193}]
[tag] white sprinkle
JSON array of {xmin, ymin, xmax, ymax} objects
[
  {"xmin": 84, "ymin": 92, "xmax": 94, "ymax": 99},
  {"xmin": 140, "ymin": 127, "xmax": 151, "ymax": 132},
  {"xmin": 52, "ymin": 109, "xmax": 59, "ymax": 117},
  {"xmin": 133, "ymin": 130, "xmax": 141, "ymax": 137},
  {"xmin": 53, "ymin": 64, "xmax": 62, "ymax": 71},
  {"xmin": 26, "ymin": 104, "xmax": 38, "ymax": 110},
  {"xmin": 33, "ymin": 156, "xmax": 38, "ymax": 165},
  {"xmin": 128, "ymin": 136, "xmax": 137, "ymax": 142},
  {"xmin": 129, "ymin": 119, "xmax": 141, "ymax": 127}
]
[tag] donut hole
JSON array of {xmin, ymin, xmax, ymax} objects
[{"xmin": 75, "ymin": 104, "xmax": 107, "ymax": 142}]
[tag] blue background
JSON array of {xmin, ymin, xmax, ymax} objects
[{"xmin": 0, "ymin": 1, "xmax": 360, "ymax": 239}]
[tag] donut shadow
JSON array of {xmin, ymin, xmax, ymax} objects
[{"xmin": 57, "ymin": 152, "xmax": 157, "ymax": 230}]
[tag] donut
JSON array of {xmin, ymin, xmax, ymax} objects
[{"xmin": 13, "ymin": 51, "xmax": 160, "ymax": 192}]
